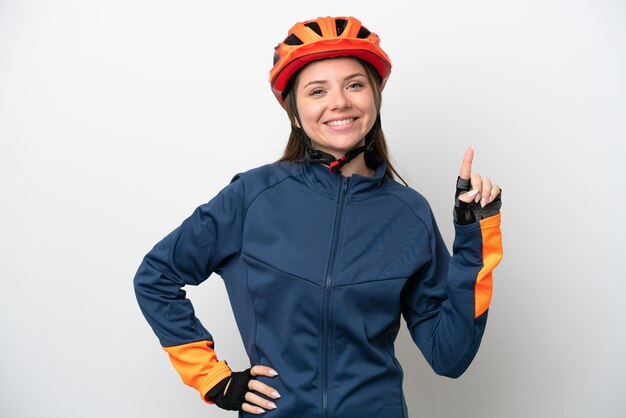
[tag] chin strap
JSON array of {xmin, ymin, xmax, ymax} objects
[
  {"xmin": 306, "ymin": 146, "xmax": 366, "ymax": 173},
  {"xmin": 294, "ymin": 113, "xmax": 381, "ymax": 174}
]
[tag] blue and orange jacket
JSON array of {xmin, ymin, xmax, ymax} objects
[{"xmin": 133, "ymin": 159, "xmax": 503, "ymax": 418}]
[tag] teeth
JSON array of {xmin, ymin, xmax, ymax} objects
[{"xmin": 327, "ymin": 118, "xmax": 354, "ymax": 127}]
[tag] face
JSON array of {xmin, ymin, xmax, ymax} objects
[{"xmin": 294, "ymin": 58, "xmax": 378, "ymax": 159}]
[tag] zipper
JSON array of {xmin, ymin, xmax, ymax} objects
[{"xmin": 322, "ymin": 176, "xmax": 349, "ymax": 418}]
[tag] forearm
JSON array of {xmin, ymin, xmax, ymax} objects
[
  {"xmin": 405, "ymin": 213, "xmax": 503, "ymax": 377},
  {"xmin": 439, "ymin": 213, "xmax": 502, "ymax": 375}
]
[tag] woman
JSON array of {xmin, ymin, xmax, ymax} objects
[{"xmin": 134, "ymin": 16, "xmax": 503, "ymax": 417}]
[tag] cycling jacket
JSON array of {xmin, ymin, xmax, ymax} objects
[{"xmin": 133, "ymin": 159, "xmax": 503, "ymax": 418}]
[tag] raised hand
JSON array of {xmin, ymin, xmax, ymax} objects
[{"xmin": 454, "ymin": 147, "xmax": 502, "ymax": 224}]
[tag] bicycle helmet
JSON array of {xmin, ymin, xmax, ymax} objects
[{"xmin": 270, "ymin": 16, "xmax": 392, "ymax": 105}]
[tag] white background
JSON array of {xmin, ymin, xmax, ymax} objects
[{"xmin": 1, "ymin": 1, "xmax": 625, "ymax": 417}]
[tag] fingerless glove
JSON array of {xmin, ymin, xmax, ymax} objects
[
  {"xmin": 453, "ymin": 176, "xmax": 502, "ymax": 225},
  {"xmin": 205, "ymin": 368, "xmax": 253, "ymax": 411}
]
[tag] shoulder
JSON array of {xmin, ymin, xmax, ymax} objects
[
  {"xmin": 228, "ymin": 161, "xmax": 303, "ymax": 201},
  {"xmin": 382, "ymin": 178, "xmax": 436, "ymax": 225},
  {"xmin": 232, "ymin": 161, "xmax": 301, "ymax": 187}
]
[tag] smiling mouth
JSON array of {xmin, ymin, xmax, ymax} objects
[{"xmin": 325, "ymin": 118, "xmax": 356, "ymax": 127}]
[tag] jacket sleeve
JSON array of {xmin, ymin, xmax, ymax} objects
[
  {"xmin": 401, "ymin": 212, "xmax": 503, "ymax": 378},
  {"xmin": 133, "ymin": 176, "xmax": 246, "ymax": 401}
]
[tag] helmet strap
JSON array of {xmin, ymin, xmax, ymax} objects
[{"xmin": 293, "ymin": 110, "xmax": 382, "ymax": 174}]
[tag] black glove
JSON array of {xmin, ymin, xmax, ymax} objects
[
  {"xmin": 453, "ymin": 176, "xmax": 502, "ymax": 225},
  {"xmin": 206, "ymin": 368, "xmax": 253, "ymax": 411}
]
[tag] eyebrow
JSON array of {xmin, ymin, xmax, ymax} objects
[{"xmin": 302, "ymin": 72, "xmax": 367, "ymax": 89}]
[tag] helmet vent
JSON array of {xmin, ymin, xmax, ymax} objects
[
  {"xmin": 304, "ymin": 21, "xmax": 322, "ymax": 36},
  {"xmin": 283, "ymin": 34, "xmax": 303, "ymax": 46},
  {"xmin": 335, "ymin": 19, "xmax": 348, "ymax": 36},
  {"xmin": 357, "ymin": 27, "xmax": 371, "ymax": 39}
]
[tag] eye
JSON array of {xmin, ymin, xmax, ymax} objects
[
  {"xmin": 309, "ymin": 88, "xmax": 325, "ymax": 96},
  {"xmin": 347, "ymin": 81, "xmax": 365, "ymax": 90}
]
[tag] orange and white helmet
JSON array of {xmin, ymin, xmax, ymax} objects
[{"xmin": 270, "ymin": 16, "xmax": 392, "ymax": 105}]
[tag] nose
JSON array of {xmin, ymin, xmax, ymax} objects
[{"xmin": 329, "ymin": 89, "xmax": 351, "ymax": 110}]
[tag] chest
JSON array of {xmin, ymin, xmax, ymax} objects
[{"xmin": 241, "ymin": 186, "xmax": 431, "ymax": 287}]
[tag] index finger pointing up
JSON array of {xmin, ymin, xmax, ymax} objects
[{"xmin": 460, "ymin": 147, "xmax": 474, "ymax": 180}]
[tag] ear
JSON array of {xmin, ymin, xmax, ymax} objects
[{"xmin": 293, "ymin": 119, "xmax": 300, "ymax": 128}]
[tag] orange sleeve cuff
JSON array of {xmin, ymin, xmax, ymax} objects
[
  {"xmin": 475, "ymin": 212, "xmax": 503, "ymax": 318},
  {"xmin": 162, "ymin": 340, "xmax": 232, "ymax": 403}
]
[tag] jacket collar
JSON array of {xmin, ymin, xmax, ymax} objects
[{"xmin": 301, "ymin": 156, "xmax": 387, "ymax": 201}]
